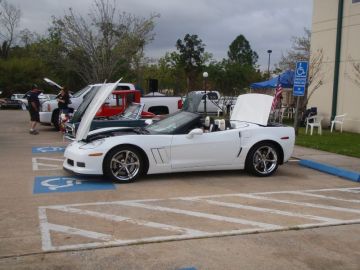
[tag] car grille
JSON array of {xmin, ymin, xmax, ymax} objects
[{"xmin": 67, "ymin": 159, "xmax": 74, "ymax": 166}]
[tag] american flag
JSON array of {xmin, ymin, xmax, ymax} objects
[{"xmin": 271, "ymin": 83, "xmax": 283, "ymax": 111}]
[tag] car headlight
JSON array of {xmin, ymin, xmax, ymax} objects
[{"xmin": 79, "ymin": 139, "xmax": 105, "ymax": 150}]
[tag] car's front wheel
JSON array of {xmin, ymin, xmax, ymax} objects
[
  {"xmin": 103, "ymin": 146, "xmax": 145, "ymax": 183},
  {"xmin": 246, "ymin": 142, "xmax": 279, "ymax": 177}
]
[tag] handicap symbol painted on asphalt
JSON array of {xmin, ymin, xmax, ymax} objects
[
  {"xmin": 41, "ymin": 177, "xmax": 82, "ymax": 190},
  {"xmin": 32, "ymin": 146, "xmax": 66, "ymax": 153},
  {"xmin": 33, "ymin": 176, "xmax": 116, "ymax": 194}
]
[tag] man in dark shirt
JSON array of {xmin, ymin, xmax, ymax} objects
[{"xmin": 27, "ymin": 84, "xmax": 42, "ymax": 135}]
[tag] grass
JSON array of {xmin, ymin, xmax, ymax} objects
[{"xmin": 295, "ymin": 127, "xmax": 360, "ymax": 158}]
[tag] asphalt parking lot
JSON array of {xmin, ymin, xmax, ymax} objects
[{"xmin": 0, "ymin": 110, "xmax": 360, "ymax": 270}]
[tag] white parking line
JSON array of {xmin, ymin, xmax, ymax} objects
[
  {"xmin": 47, "ymin": 223, "xmax": 112, "ymax": 241},
  {"xmin": 32, "ymin": 157, "xmax": 64, "ymax": 171},
  {"xmin": 51, "ymin": 205, "xmax": 206, "ymax": 235},
  {"xmin": 234, "ymin": 194, "xmax": 360, "ymax": 214},
  {"xmin": 182, "ymin": 198, "xmax": 342, "ymax": 223},
  {"xmin": 254, "ymin": 187, "xmax": 360, "ymax": 195},
  {"xmin": 282, "ymin": 191, "xmax": 360, "ymax": 204},
  {"xmin": 341, "ymin": 189, "xmax": 360, "ymax": 194},
  {"xmin": 38, "ymin": 187, "xmax": 360, "ymax": 252},
  {"xmin": 117, "ymin": 201, "xmax": 282, "ymax": 230}
]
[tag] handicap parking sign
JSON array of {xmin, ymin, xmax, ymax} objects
[
  {"xmin": 32, "ymin": 146, "xmax": 65, "ymax": 154},
  {"xmin": 293, "ymin": 61, "xmax": 309, "ymax": 97},
  {"xmin": 33, "ymin": 176, "xmax": 116, "ymax": 194}
]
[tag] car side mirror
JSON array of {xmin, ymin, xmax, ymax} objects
[{"xmin": 186, "ymin": 128, "xmax": 203, "ymax": 139}]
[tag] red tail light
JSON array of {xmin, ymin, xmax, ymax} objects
[{"xmin": 178, "ymin": 99, "xmax": 183, "ymax": 109}]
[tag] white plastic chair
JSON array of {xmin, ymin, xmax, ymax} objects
[
  {"xmin": 285, "ymin": 107, "xmax": 294, "ymax": 119},
  {"xmin": 331, "ymin": 114, "xmax": 346, "ymax": 133},
  {"xmin": 279, "ymin": 107, "xmax": 287, "ymax": 123},
  {"xmin": 305, "ymin": 115, "xmax": 323, "ymax": 135}
]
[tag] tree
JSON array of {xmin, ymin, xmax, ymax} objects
[
  {"xmin": 345, "ymin": 57, "xmax": 360, "ymax": 87},
  {"xmin": 0, "ymin": 0, "xmax": 21, "ymax": 58},
  {"xmin": 352, "ymin": 61, "xmax": 360, "ymax": 86},
  {"xmin": 176, "ymin": 34, "xmax": 206, "ymax": 90},
  {"xmin": 52, "ymin": 0, "xmax": 159, "ymax": 84},
  {"xmin": 227, "ymin": 34, "xmax": 258, "ymax": 66},
  {"xmin": 278, "ymin": 28, "xmax": 311, "ymax": 71},
  {"xmin": 223, "ymin": 34, "xmax": 261, "ymax": 94},
  {"xmin": 277, "ymin": 28, "xmax": 324, "ymax": 106},
  {"xmin": 278, "ymin": 28, "xmax": 325, "ymax": 134}
]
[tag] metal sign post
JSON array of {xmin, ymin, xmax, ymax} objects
[{"xmin": 293, "ymin": 61, "xmax": 309, "ymax": 135}]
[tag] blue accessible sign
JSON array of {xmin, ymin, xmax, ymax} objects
[
  {"xmin": 33, "ymin": 176, "xmax": 116, "ymax": 194},
  {"xmin": 32, "ymin": 146, "xmax": 65, "ymax": 154},
  {"xmin": 293, "ymin": 61, "xmax": 309, "ymax": 96}
]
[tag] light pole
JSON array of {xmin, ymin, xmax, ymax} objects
[
  {"xmin": 203, "ymin": 72, "xmax": 208, "ymax": 115},
  {"xmin": 267, "ymin": 49, "xmax": 272, "ymax": 79}
]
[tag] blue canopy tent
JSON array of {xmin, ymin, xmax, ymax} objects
[{"xmin": 250, "ymin": 70, "xmax": 295, "ymax": 89}]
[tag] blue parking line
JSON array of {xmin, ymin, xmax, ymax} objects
[
  {"xmin": 299, "ymin": 160, "xmax": 360, "ymax": 182},
  {"xmin": 177, "ymin": 268, "xmax": 197, "ymax": 270},
  {"xmin": 32, "ymin": 146, "xmax": 65, "ymax": 153}
]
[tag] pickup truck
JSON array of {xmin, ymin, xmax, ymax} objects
[
  {"xmin": 64, "ymin": 103, "xmax": 154, "ymax": 140},
  {"xmin": 40, "ymin": 82, "xmax": 182, "ymax": 130},
  {"xmin": 186, "ymin": 90, "xmax": 222, "ymax": 114}
]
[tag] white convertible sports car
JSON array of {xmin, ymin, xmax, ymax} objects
[{"xmin": 63, "ymin": 81, "xmax": 295, "ymax": 183}]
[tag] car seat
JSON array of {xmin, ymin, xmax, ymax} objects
[
  {"xmin": 219, "ymin": 119, "xmax": 226, "ymax": 131},
  {"xmin": 204, "ymin": 116, "xmax": 216, "ymax": 132}
]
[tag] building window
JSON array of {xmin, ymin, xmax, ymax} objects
[{"xmin": 353, "ymin": 0, "xmax": 360, "ymax": 3}]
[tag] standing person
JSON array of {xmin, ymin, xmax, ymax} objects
[
  {"xmin": 27, "ymin": 84, "xmax": 42, "ymax": 135},
  {"xmin": 56, "ymin": 87, "xmax": 71, "ymax": 132},
  {"xmin": 56, "ymin": 87, "xmax": 70, "ymax": 113}
]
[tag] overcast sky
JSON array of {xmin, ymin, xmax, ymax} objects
[{"xmin": 10, "ymin": 0, "xmax": 313, "ymax": 70}]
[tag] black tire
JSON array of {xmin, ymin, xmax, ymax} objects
[
  {"xmin": 103, "ymin": 146, "xmax": 145, "ymax": 183},
  {"xmin": 245, "ymin": 142, "xmax": 279, "ymax": 177},
  {"xmin": 52, "ymin": 110, "xmax": 60, "ymax": 131}
]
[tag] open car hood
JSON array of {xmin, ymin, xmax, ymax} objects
[
  {"xmin": 230, "ymin": 93, "xmax": 273, "ymax": 126},
  {"xmin": 76, "ymin": 80, "xmax": 121, "ymax": 141},
  {"xmin": 44, "ymin": 78, "xmax": 62, "ymax": 90}
]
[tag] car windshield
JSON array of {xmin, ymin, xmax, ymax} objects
[
  {"xmin": 72, "ymin": 85, "xmax": 92, "ymax": 98},
  {"xmin": 146, "ymin": 111, "xmax": 198, "ymax": 134},
  {"xmin": 119, "ymin": 104, "xmax": 142, "ymax": 120}
]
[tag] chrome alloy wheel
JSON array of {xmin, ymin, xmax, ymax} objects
[
  {"xmin": 110, "ymin": 150, "xmax": 140, "ymax": 181},
  {"xmin": 252, "ymin": 145, "xmax": 278, "ymax": 175}
]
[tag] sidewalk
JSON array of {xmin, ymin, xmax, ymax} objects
[{"xmin": 292, "ymin": 145, "xmax": 360, "ymax": 182}]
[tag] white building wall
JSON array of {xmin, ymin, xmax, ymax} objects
[{"xmin": 309, "ymin": 0, "xmax": 360, "ymax": 132}]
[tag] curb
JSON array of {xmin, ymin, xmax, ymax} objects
[{"xmin": 299, "ymin": 159, "xmax": 360, "ymax": 182}]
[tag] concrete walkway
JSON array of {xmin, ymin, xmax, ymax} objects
[{"xmin": 293, "ymin": 145, "xmax": 360, "ymax": 182}]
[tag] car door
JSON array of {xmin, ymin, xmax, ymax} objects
[{"xmin": 170, "ymin": 129, "xmax": 241, "ymax": 169}]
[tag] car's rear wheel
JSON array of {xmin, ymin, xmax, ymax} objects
[
  {"xmin": 246, "ymin": 142, "xmax": 279, "ymax": 177},
  {"xmin": 103, "ymin": 146, "xmax": 145, "ymax": 183}
]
